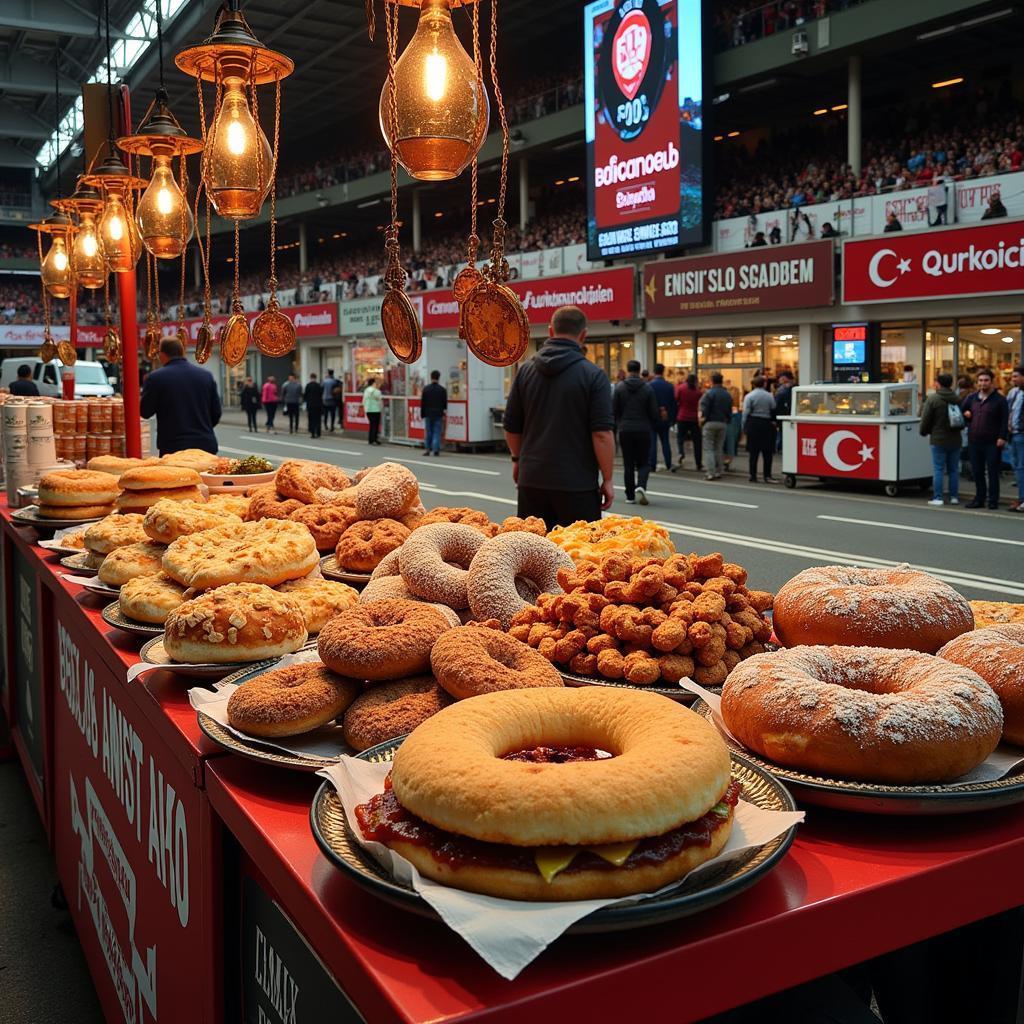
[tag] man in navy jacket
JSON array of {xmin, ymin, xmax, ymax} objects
[{"xmin": 140, "ymin": 337, "xmax": 221, "ymax": 455}]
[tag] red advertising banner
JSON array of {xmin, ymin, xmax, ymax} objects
[
  {"xmin": 153, "ymin": 302, "xmax": 338, "ymax": 344},
  {"xmin": 796, "ymin": 422, "xmax": 880, "ymax": 480},
  {"xmin": 643, "ymin": 241, "xmax": 835, "ymax": 317},
  {"xmin": 342, "ymin": 395, "xmax": 369, "ymax": 431},
  {"xmin": 416, "ymin": 268, "xmax": 635, "ymax": 331},
  {"xmin": 843, "ymin": 220, "xmax": 1024, "ymax": 303}
]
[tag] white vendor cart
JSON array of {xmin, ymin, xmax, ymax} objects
[{"xmin": 778, "ymin": 383, "xmax": 933, "ymax": 496}]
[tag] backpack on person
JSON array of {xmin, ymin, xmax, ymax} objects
[{"xmin": 947, "ymin": 403, "xmax": 965, "ymax": 430}]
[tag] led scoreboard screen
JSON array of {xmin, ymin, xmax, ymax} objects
[{"xmin": 584, "ymin": 0, "xmax": 706, "ymax": 262}]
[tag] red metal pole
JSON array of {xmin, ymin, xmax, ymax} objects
[
  {"xmin": 117, "ymin": 269, "xmax": 141, "ymax": 457},
  {"xmin": 68, "ymin": 287, "xmax": 77, "ymax": 349}
]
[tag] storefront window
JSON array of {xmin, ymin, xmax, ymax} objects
[
  {"xmin": 878, "ymin": 322, "xmax": 922, "ymax": 385},
  {"xmin": 654, "ymin": 334, "xmax": 694, "ymax": 381},
  {"xmin": 696, "ymin": 333, "xmax": 761, "ymax": 367},
  {"xmin": 582, "ymin": 337, "xmax": 634, "ymax": 381},
  {"xmin": 352, "ymin": 343, "xmax": 388, "ymax": 392},
  {"xmin": 958, "ymin": 321, "xmax": 1021, "ymax": 392},
  {"xmin": 923, "ymin": 323, "xmax": 954, "ymax": 391},
  {"xmin": 764, "ymin": 330, "xmax": 799, "ymax": 382}
]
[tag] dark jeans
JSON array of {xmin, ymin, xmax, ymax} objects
[
  {"xmin": 676, "ymin": 419, "xmax": 702, "ymax": 469},
  {"xmin": 930, "ymin": 445, "xmax": 959, "ymax": 501},
  {"xmin": 308, "ymin": 407, "xmax": 322, "ymax": 438},
  {"xmin": 324, "ymin": 402, "xmax": 337, "ymax": 430},
  {"xmin": 619, "ymin": 430, "xmax": 651, "ymax": 500},
  {"xmin": 649, "ymin": 421, "xmax": 673, "ymax": 469},
  {"xmin": 245, "ymin": 408, "xmax": 258, "ymax": 432},
  {"xmin": 367, "ymin": 411, "xmax": 381, "ymax": 444},
  {"xmin": 968, "ymin": 441, "xmax": 1002, "ymax": 506},
  {"xmin": 286, "ymin": 402, "xmax": 300, "ymax": 432},
  {"xmin": 746, "ymin": 417, "xmax": 775, "ymax": 479},
  {"xmin": 517, "ymin": 485, "xmax": 600, "ymax": 532},
  {"xmin": 264, "ymin": 401, "xmax": 277, "ymax": 429},
  {"xmin": 424, "ymin": 414, "xmax": 443, "ymax": 453}
]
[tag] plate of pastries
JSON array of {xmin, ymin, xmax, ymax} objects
[{"xmin": 694, "ymin": 564, "xmax": 1024, "ymax": 814}]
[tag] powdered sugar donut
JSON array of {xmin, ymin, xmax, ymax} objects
[
  {"xmin": 369, "ymin": 547, "xmax": 402, "ymax": 580},
  {"xmin": 358, "ymin": 575, "xmax": 461, "ymax": 627},
  {"xmin": 721, "ymin": 645, "xmax": 1003, "ymax": 783},
  {"xmin": 354, "ymin": 462, "xmax": 420, "ymax": 520},
  {"xmin": 938, "ymin": 625, "xmax": 1024, "ymax": 745},
  {"xmin": 399, "ymin": 522, "xmax": 485, "ymax": 609},
  {"xmin": 772, "ymin": 565, "xmax": 974, "ymax": 653},
  {"xmin": 467, "ymin": 532, "xmax": 575, "ymax": 630}
]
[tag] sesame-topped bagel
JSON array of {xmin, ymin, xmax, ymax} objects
[
  {"xmin": 772, "ymin": 565, "xmax": 974, "ymax": 653},
  {"xmin": 721, "ymin": 646, "xmax": 1003, "ymax": 783},
  {"xmin": 399, "ymin": 522, "xmax": 486, "ymax": 609},
  {"xmin": 317, "ymin": 598, "xmax": 452, "ymax": 680},
  {"xmin": 466, "ymin": 531, "xmax": 575, "ymax": 629},
  {"xmin": 391, "ymin": 687, "xmax": 731, "ymax": 847}
]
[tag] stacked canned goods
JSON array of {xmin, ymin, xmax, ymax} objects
[{"xmin": 52, "ymin": 397, "xmax": 151, "ymax": 463}]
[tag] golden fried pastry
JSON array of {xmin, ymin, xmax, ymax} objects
[
  {"xmin": 160, "ymin": 448, "xmax": 221, "ymax": 473},
  {"xmin": 84, "ymin": 513, "xmax": 148, "ymax": 554},
  {"xmin": 275, "ymin": 577, "xmax": 359, "ymax": 634},
  {"xmin": 37, "ymin": 503, "xmax": 115, "ymax": 520},
  {"xmin": 164, "ymin": 582, "xmax": 307, "ymax": 663},
  {"xmin": 548, "ymin": 516, "xmax": 675, "ymax": 563},
  {"xmin": 142, "ymin": 499, "xmax": 242, "ymax": 544},
  {"xmin": 970, "ymin": 600, "xmax": 1024, "ymax": 628},
  {"xmin": 275, "ymin": 460, "xmax": 351, "ymax": 504},
  {"xmin": 98, "ymin": 541, "xmax": 166, "ymax": 586},
  {"xmin": 58, "ymin": 529, "xmax": 87, "ymax": 550},
  {"xmin": 245, "ymin": 484, "xmax": 305, "ymax": 521},
  {"xmin": 348, "ymin": 462, "xmax": 420, "ymax": 520},
  {"xmin": 115, "ymin": 487, "xmax": 204, "ymax": 512},
  {"xmin": 38, "ymin": 469, "xmax": 121, "ymax": 507},
  {"xmin": 289, "ymin": 502, "xmax": 360, "ymax": 552},
  {"xmin": 87, "ymin": 455, "xmax": 159, "ymax": 475},
  {"xmin": 498, "ymin": 515, "xmax": 548, "ymax": 536},
  {"xmin": 118, "ymin": 572, "xmax": 188, "ymax": 624},
  {"xmin": 162, "ymin": 519, "xmax": 320, "ymax": 589},
  {"xmin": 204, "ymin": 493, "xmax": 252, "ymax": 518},
  {"xmin": 335, "ymin": 518, "xmax": 410, "ymax": 573},
  {"xmin": 119, "ymin": 464, "xmax": 202, "ymax": 491},
  {"xmin": 417, "ymin": 506, "xmax": 498, "ymax": 537},
  {"xmin": 81, "ymin": 550, "xmax": 107, "ymax": 570},
  {"xmin": 343, "ymin": 675, "xmax": 452, "ymax": 752}
]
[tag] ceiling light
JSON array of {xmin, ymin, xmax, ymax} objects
[
  {"xmin": 932, "ymin": 77, "xmax": 964, "ymax": 89},
  {"xmin": 979, "ymin": 327, "xmax": 1001, "ymax": 334},
  {"xmin": 555, "ymin": 179, "xmax": 565, "ymax": 185},
  {"xmin": 947, "ymin": 336, "xmax": 954, "ymax": 342},
  {"xmin": 725, "ymin": 341, "xmax": 735, "ymax": 349},
  {"xmin": 713, "ymin": 135, "xmax": 724, "ymax": 142},
  {"xmin": 813, "ymin": 108, "xmax": 828, "ymax": 116},
  {"xmin": 727, "ymin": 130, "xmax": 740, "ymax": 138},
  {"xmin": 779, "ymin": 334, "xmax": 793, "ymax": 340},
  {"xmin": 622, "ymin": 341, "xmax": 631, "ymax": 348},
  {"xmin": 673, "ymin": 339, "xmax": 682, "ymax": 346},
  {"xmin": 434, "ymin": 211, "xmax": 443, "ymax": 217},
  {"xmin": 831, "ymin": 104, "xmax": 847, "ymax": 112},
  {"xmin": 567, "ymin": 175, "xmax": 580, "ymax": 182},
  {"xmin": 1003, "ymin": 336, "xmax": 1015, "ymax": 343}
]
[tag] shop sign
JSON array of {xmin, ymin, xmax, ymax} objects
[
  {"xmin": 339, "ymin": 296, "xmax": 384, "ymax": 337},
  {"xmin": 407, "ymin": 398, "xmax": 468, "ymax": 441},
  {"xmin": 342, "ymin": 396, "xmax": 368, "ymax": 431},
  {"xmin": 53, "ymin": 619, "xmax": 206, "ymax": 1023},
  {"xmin": 241, "ymin": 875, "xmax": 363, "ymax": 1023},
  {"xmin": 796, "ymin": 422, "xmax": 879, "ymax": 480},
  {"xmin": 153, "ymin": 303, "xmax": 339, "ymax": 344},
  {"xmin": 842, "ymin": 219, "xmax": 1024, "ymax": 303},
  {"xmin": 643, "ymin": 240, "xmax": 834, "ymax": 317},
  {"xmin": 417, "ymin": 268, "xmax": 635, "ymax": 331},
  {"xmin": 11, "ymin": 545, "xmax": 44, "ymax": 790}
]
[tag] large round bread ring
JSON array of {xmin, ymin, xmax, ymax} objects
[
  {"xmin": 391, "ymin": 686, "xmax": 731, "ymax": 846},
  {"xmin": 467, "ymin": 532, "xmax": 575, "ymax": 629},
  {"xmin": 358, "ymin": 576, "xmax": 461, "ymax": 627},
  {"xmin": 721, "ymin": 645, "xmax": 1003, "ymax": 784},
  {"xmin": 399, "ymin": 522, "xmax": 485, "ymax": 609},
  {"xmin": 369, "ymin": 547, "xmax": 402, "ymax": 580},
  {"xmin": 317, "ymin": 599, "xmax": 452, "ymax": 680},
  {"xmin": 772, "ymin": 565, "xmax": 973, "ymax": 653},
  {"xmin": 430, "ymin": 625, "xmax": 564, "ymax": 698}
]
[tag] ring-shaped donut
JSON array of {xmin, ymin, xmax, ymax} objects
[
  {"xmin": 399, "ymin": 522, "xmax": 485, "ymax": 609},
  {"xmin": 466, "ymin": 532, "xmax": 575, "ymax": 629},
  {"xmin": 342, "ymin": 675, "xmax": 452, "ymax": 752},
  {"xmin": 430, "ymin": 625, "xmax": 564, "ymax": 699},
  {"xmin": 317, "ymin": 598, "xmax": 452, "ymax": 680},
  {"xmin": 391, "ymin": 686, "xmax": 731, "ymax": 846}
]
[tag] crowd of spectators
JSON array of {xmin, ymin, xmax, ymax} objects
[{"xmin": 713, "ymin": 0, "xmax": 866, "ymax": 50}]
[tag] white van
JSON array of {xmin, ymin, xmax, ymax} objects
[{"xmin": 0, "ymin": 358, "xmax": 115, "ymax": 398}]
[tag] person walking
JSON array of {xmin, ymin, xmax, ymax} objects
[
  {"xmin": 240, "ymin": 376, "xmax": 260, "ymax": 433},
  {"xmin": 304, "ymin": 372, "xmax": 323, "ymax": 438},
  {"xmin": 363, "ymin": 377, "xmax": 383, "ymax": 445},
  {"xmin": 614, "ymin": 360, "xmax": 659, "ymax": 505},
  {"xmin": 1006, "ymin": 364, "xmax": 1024, "ymax": 512},
  {"xmin": 322, "ymin": 369, "xmax": 339, "ymax": 432},
  {"xmin": 281, "ymin": 373, "xmax": 303, "ymax": 434},
  {"xmin": 503, "ymin": 305, "xmax": 614, "ymax": 530},
  {"xmin": 774, "ymin": 371, "xmax": 794, "ymax": 452},
  {"xmin": 420, "ymin": 369, "xmax": 447, "ymax": 456},
  {"xmin": 919, "ymin": 373, "xmax": 965, "ymax": 505},
  {"xmin": 648, "ymin": 363, "xmax": 676, "ymax": 473},
  {"xmin": 961, "ymin": 368, "xmax": 1009, "ymax": 510},
  {"xmin": 699, "ymin": 372, "xmax": 733, "ymax": 480},
  {"xmin": 9, "ymin": 364, "xmax": 39, "ymax": 396},
  {"xmin": 742, "ymin": 376, "xmax": 778, "ymax": 482},
  {"xmin": 140, "ymin": 337, "xmax": 221, "ymax": 456},
  {"xmin": 674, "ymin": 373, "xmax": 703, "ymax": 472},
  {"xmin": 261, "ymin": 376, "xmax": 279, "ymax": 433}
]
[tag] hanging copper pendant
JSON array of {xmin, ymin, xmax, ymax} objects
[
  {"xmin": 144, "ymin": 324, "xmax": 162, "ymax": 361},
  {"xmin": 453, "ymin": 264, "xmax": 484, "ymax": 305},
  {"xmin": 220, "ymin": 312, "xmax": 250, "ymax": 367},
  {"xmin": 195, "ymin": 321, "xmax": 214, "ymax": 364},
  {"xmin": 381, "ymin": 287, "xmax": 422, "ymax": 364},
  {"xmin": 56, "ymin": 340, "xmax": 77, "ymax": 366},
  {"xmin": 252, "ymin": 297, "xmax": 296, "ymax": 357},
  {"xmin": 461, "ymin": 280, "xmax": 529, "ymax": 367},
  {"xmin": 103, "ymin": 326, "xmax": 122, "ymax": 364},
  {"xmin": 40, "ymin": 335, "xmax": 57, "ymax": 363}
]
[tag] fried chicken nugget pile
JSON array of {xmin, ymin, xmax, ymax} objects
[{"xmin": 509, "ymin": 551, "xmax": 773, "ymax": 687}]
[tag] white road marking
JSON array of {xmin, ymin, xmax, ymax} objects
[
  {"xmin": 818, "ymin": 515, "xmax": 1024, "ymax": 548},
  {"xmin": 637, "ymin": 488, "xmax": 758, "ymax": 509},
  {"xmin": 417, "ymin": 484, "xmax": 518, "ymax": 507},
  {"xmin": 654, "ymin": 518, "xmax": 1024, "ymax": 598}
]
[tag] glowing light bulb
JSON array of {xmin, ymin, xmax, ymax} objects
[
  {"xmin": 379, "ymin": 0, "xmax": 488, "ymax": 181},
  {"xmin": 204, "ymin": 75, "xmax": 272, "ymax": 218},
  {"xmin": 41, "ymin": 235, "xmax": 73, "ymax": 299},
  {"xmin": 137, "ymin": 154, "xmax": 194, "ymax": 259},
  {"xmin": 72, "ymin": 212, "xmax": 105, "ymax": 289},
  {"xmin": 99, "ymin": 191, "xmax": 140, "ymax": 272}
]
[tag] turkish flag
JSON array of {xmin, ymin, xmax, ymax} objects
[{"xmin": 796, "ymin": 423, "xmax": 880, "ymax": 479}]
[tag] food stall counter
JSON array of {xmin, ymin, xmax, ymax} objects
[{"xmin": 206, "ymin": 754, "xmax": 1024, "ymax": 1024}]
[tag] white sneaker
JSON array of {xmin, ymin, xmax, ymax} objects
[
  {"xmin": 927, "ymin": 498, "xmax": 944, "ymax": 506},
  {"xmin": 636, "ymin": 487, "xmax": 649, "ymax": 505},
  {"xmin": 625, "ymin": 497, "xmax": 636, "ymax": 504},
  {"xmin": 949, "ymin": 497, "xmax": 960, "ymax": 505}
]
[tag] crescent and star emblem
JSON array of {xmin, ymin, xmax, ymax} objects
[
  {"xmin": 822, "ymin": 430, "xmax": 875, "ymax": 472},
  {"xmin": 867, "ymin": 248, "xmax": 913, "ymax": 289}
]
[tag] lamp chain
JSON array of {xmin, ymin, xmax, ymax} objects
[
  {"xmin": 488, "ymin": 0, "xmax": 510, "ymax": 280},
  {"xmin": 267, "ymin": 74, "xmax": 281, "ymax": 294},
  {"xmin": 155, "ymin": 0, "xmax": 166, "ymax": 91},
  {"xmin": 466, "ymin": 0, "xmax": 482, "ymax": 267},
  {"xmin": 383, "ymin": 0, "xmax": 402, "ymax": 289},
  {"xmin": 36, "ymin": 230, "xmax": 51, "ymax": 339}
]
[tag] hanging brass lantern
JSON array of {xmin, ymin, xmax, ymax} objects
[
  {"xmin": 56, "ymin": 181, "xmax": 107, "ymax": 289},
  {"xmin": 30, "ymin": 213, "xmax": 76, "ymax": 299},
  {"xmin": 82, "ymin": 153, "xmax": 147, "ymax": 273}
]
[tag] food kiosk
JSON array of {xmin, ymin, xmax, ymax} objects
[{"xmin": 778, "ymin": 383, "xmax": 933, "ymax": 496}]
